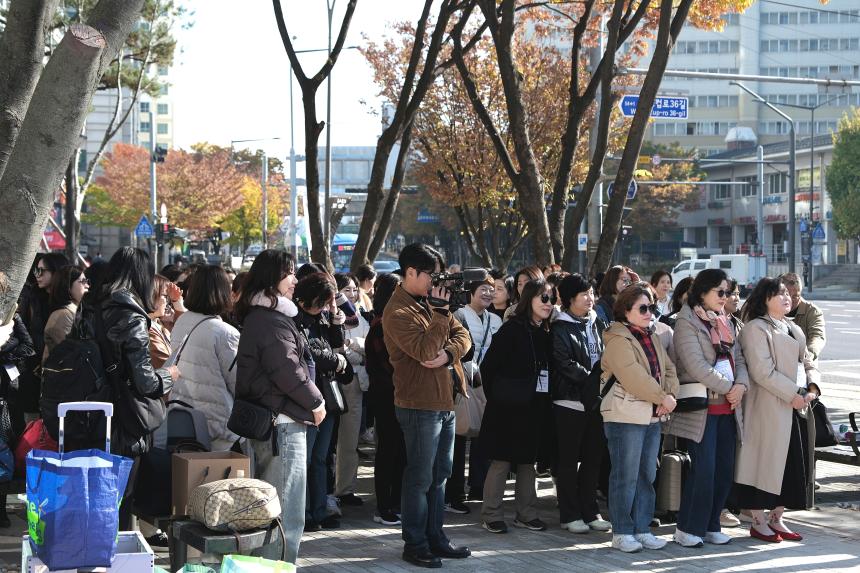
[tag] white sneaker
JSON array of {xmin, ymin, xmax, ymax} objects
[
  {"xmin": 704, "ymin": 531, "xmax": 732, "ymax": 545},
  {"xmin": 720, "ymin": 509, "xmax": 741, "ymax": 527},
  {"xmin": 738, "ymin": 510, "xmax": 754, "ymax": 524},
  {"xmin": 634, "ymin": 533, "xmax": 667, "ymax": 550},
  {"xmin": 611, "ymin": 534, "xmax": 643, "ymax": 553},
  {"xmin": 588, "ymin": 517, "xmax": 612, "ymax": 532},
  {"xmin": 326, "ymin": 494, "xmax": 342, "ymax": 517},
  {"xmin": 673, "ymin": 528, "xmax": 704, "ymax": 548},
  {"xmin": 561, "ymin": 519, "xmax": 590, "ymax": 533}
]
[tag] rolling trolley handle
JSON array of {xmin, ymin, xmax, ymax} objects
[{"xmin": 58, "ymin": 401, "xmax": 114, "ymax": 454}]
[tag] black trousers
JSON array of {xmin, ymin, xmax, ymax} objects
[
  {"xmin": 371, "ymin": 392, "xmax": 406, "ymax": 513},
  {"xmin": 446, "ymin": 435, "xmax": 489, "ymax": 503},
  {"xmin": 554, "ymin": 405, "xmax": 605, "ymax": 524}
]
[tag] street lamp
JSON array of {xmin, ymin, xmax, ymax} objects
[
  {"xmin": 160, "ymin": 202, "xmax": 168, "ymax": 268},
  {"xmin": 762, "ymin": 93, "xmax": 843, "ymax": 291},
  {"xmin": 731, "ymin": 82, "xmax": 797, "ymax": 274}
]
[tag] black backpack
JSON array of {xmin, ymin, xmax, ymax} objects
[{"xmin": 40, "ymin": 328, "xmax": 113, "ymax": 451}]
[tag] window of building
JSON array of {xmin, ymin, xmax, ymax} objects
[
  {"xmin": 140, "ymin": 102, "xmax": 150, "ymax": 113},
  {"xmin": 157, "ymin": 103, "xmax": 169, "ymax": 115},
  {"xmin": 157, "ymin": 123, "xmax": 168, "ymax": 135},
  {"xmin": 713, "ymin": 181, "xmax": 731, "ymax": 201},
  {"xmin": 739, "ymin": 176, "xmax": 758, "ymax": 197},
  {"xmin": 768, "ymin": 172, "xmax": 787, "ymax": 194},
  {"xmin": 158, "ymin": 65, "xmax": 168, "ymax": 76},
  {"xmin": 140, "ymin": 121, "xmax": 151, "ymax": 132},
  {"xmin": 159, "ymin": 84, "xmax": 169, "ymax": 96}
]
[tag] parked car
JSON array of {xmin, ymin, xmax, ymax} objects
[
  {"xmin": 373, "ymin": 259, "xmax": 399, "ymax": 274},
  {"xmin": 671, "ymin": 254, "xmax": 767, "ymax": 294}
]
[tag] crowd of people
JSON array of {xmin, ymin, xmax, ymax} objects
[{"xmin": 0, "ymin": 244, "xmax": 827, "ymax": 567}]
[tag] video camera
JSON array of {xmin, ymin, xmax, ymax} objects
[{"xmin": 428, "ymin": 268, "xmax": 489, "ymax": 308}]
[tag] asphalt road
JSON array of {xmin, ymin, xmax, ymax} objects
[{"xmin": 816, "ymin": 300, "xmax": 860, "ymax": 362}]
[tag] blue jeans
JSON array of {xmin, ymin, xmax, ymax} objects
[
  {"xmin": 604, "ymin": 421, "xmax": 661, "ymax": 535},
  {"xmin": 306, "ymin": 413, "xmax": 336, "ymax": 524},
  {"xmin": 677, "ymin": 414, "xmax": 737, "ymax": 536},
  {"xmin": 250, "ymin": 422, "xmax": 307, "ymax": 564},
  {"xmin": 395, "ymin": 407, "xmax": 455, "ymax": 553}
]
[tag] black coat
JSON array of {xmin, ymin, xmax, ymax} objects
[
  {"xmin": 479, "ymin": 317, "xmax": 551, "ymax": 464},
  {"xmin": 16, "ymin": 283, "xmax": 49, "ymax": 412},
  {"xmin": 550, "ymin": 312, "xmax": 606, "ymax": 403},
  {"xmin": 1, "ymin": 313, "xmax": 36, "ymax": 436},
  {"xmin": 295, "ymin": 308, "xmax": 350, "ymax": 414},
  {"xmin": 235, "ymin": 305, "xmax": 323, "ymax": 424}
]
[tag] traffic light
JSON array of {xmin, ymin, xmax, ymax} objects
[
  {"xmin": 152, "ymin": 145, "xmax": 168, "ymax": 163},
  {"xmin": 155, "ymin": 222, "xmax": 164, "ymax": 243}
]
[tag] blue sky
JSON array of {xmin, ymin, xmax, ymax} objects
[{"xmin": 171, "ymin": 0, "xmax": 428, "ymax": 159}]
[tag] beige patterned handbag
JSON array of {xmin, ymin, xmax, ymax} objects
[{"xmin": 189, "ymin": 478, "xmax": 281, "ymax": 532}]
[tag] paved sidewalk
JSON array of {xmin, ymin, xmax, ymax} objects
[{"xmin": 293, "ymin": 463, "xmax": 860, "ymax": 573}]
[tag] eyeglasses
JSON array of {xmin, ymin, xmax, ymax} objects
[
  {"xmin": 539, "ymin": 294, "xmax": 558, "ymax": 305},
  {"xmin": 637, "ymin": 304, "xmax": 658, "ymax": 315},
  {"xmin": 33, "ymin": 267, "xmax": 48, "ymax": 277},
  {"xmin": 76, "ymin": 278, "xmax": 90, "ymax": 286},
  {"xmin": 711, "ymin": 289, "xmax": 729, "ymax": 298},
  {"xmin": 730, "ymin": 291, "xmax": 740, "ymax": 297}
]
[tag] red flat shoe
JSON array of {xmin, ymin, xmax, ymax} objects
[
  {"xmin": 769, "ymin": 526, "xmax": 802, "ymax": 541},
  {"xmin": 750, "ymin": 527, "xmax": 782, "ymax": 543}
]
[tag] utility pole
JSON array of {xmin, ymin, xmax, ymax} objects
[
  {"xmin": 323, "ymin": 0, "xmax": 336, "ymax": 256},
  {"xmin": 149, "ymin": 101, "xmax": 158, "ymax": 264},
  {"xmin": 262, "ymin": 151, "xmax": 269, "ymax": 250},
  {"xmin": 757, "ymin": 145, "xmax": 765, "ymax": 257}
]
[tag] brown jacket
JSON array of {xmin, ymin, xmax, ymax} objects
[
  {"xmin": 736, "ymin": 317, "xmax": 819, "ymax": 496},
  {"xmin": 789, "ymin": 299, "xmax": 825, "ymax": 362},
  {"xmin": 42, "ymin": 303, "xmax": 76, "ymax": 364},
  {"xmin": 600, "ymin": 322, "xmax": 679, "ymax": 425},
  {"xmin": 382, "ymin": 285, "xmax": 471, "ymax": 411}
]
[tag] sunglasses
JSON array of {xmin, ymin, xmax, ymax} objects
[
  {"xmin": 76, "ymin": 278, "xmax": 90, "ymax": 286},
  {"xmin": 711, "ymin": 289, "xmax": 729, "ymax": 298},
  {"xmin": 33, "ymin": 267, "xmax": 48, "ymax": 277},
  {"xmin": 540, "ymin": 294, "xmax": 558, "ymax": 305},
  {"xmin": 637, "ymin": 304, "xmax": 658, "ymax": 315}
]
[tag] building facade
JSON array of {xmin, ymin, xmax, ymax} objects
[{"xmin": 646, "ymin": 0, "xmax": 860, "ymax": 155}]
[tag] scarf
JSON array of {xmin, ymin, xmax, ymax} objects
[
  {"xmin": 693, "ymin": 305, "xmax": 734, "ymax": 353},
  {"xmin": 251, "ymin": 292, "xmax": 299, "ymax": 318}
]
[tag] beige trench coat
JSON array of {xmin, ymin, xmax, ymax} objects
[{"xmin": 736, "ymin": 317, "xmax": 819, "ymax": 496}]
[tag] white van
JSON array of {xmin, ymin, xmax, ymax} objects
[{"xmin": 671, "ymin": 254, "xmax": 767, "ymax": 294}]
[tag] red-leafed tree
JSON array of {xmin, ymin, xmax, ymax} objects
[{"xmin": 89, "ymin": 143, "xmax": 245, "ymax": 231}]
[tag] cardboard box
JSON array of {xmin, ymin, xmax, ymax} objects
[
  {"xmin": 22, "ymin": 531, "xmax": 154, "ymax": 573},
  {"xmin": 171, "ymin": 451, "xmax": 250, "ymax": 517}
]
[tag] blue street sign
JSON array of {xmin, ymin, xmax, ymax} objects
[
  {"xmin": 812, "ymin": 223, "xmax": 825, "ymax": 240},
  {"xmin": 619, "ymin": 95, "xmax": 688, "ymax": 119},
  {"xmin": 416, "ymin": 210, "xmax": 440, "ymax": 224},
  {"xmin": 607, "ymin": 179, "xmax": 638, "ymax": 200},
  {"xmin": 134, "ymin": 215, "xmax": 154, "ymax": 238}
]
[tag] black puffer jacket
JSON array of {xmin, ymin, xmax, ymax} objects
[
  {"xmin": 550, "ymin": 310, "xmax": 605, "ymax": 403},
  {"xmin": 295, "ymin": 308, "xmax": 351, "ymax": 413},
  {"xmin": 1, "ymin": 313, "xmax": 36, "ymax": 436}
]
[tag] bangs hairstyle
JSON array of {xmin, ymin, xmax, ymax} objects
[
  {"xmin": 599, "ymin": 265, "xmax": 633, "ymax": 299},
  {"xmin": 355, "ymin": 264, "xmax": 377, "ymax": 283},
  {"xmin": 741, "ymin": 277, "xmax": 785, "ymax": 323},
  {"xmin": 558, "ymin": 273, "xmax": 593, "ymax": 310},
  {"xmin": 235, "ymin": 249, "xmax": 295, "ymax": 323},
  {"xmin": 294, "ymin": 272, "xmax": 338, "ymax": 311},
  {"xmin": 613, "ymin": 283, "xmax": 654, "ymax": 322},
  {"xmin": 398, "ymin": 243, "xmax": 439, "ymax": 275},
  {"xmin": 333, "ymin": 272, "xmax": 355, "ymax": 291},
  {"xmin": 687, "ymin": 268, "xmax": 729, "ymax": 309},
  {"xmin": 466, "ymin": 275, "xmax": 494, "ymax": 295},
  {"xmin": 49, "ymin": 265, "xmax": 84, "ymax": 310},
  {"xmin": 512, "ymin": 266, "xmax": 543, "ymax": 303},
  {"xmin": 150, "ymin": 274, "xmax": 171, "ymax": 309},
  {"xmin": 372, "ymin": 273, "xmax": 402, "ymax": 316},
  {"xmin": 185, "ymin": 265, "xmax": 233, "ymax": 315},
  {"xmin": 512, "ymin": 278, "xmax": 551, "ymax": 330},
  {"xmin": 101, "ymin": 247, "xmax": 155, "ymax": 312},
  {"xmin": 649, "ymin": 269, "xmax": 672, "ymax": 288}
]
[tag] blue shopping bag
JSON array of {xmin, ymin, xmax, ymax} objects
[{"xmin": 25, "ymin": 401, "xmax": 133, "ymax": 570}]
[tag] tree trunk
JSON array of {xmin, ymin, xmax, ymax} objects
[
  {"xmin": 301, "ymin": 92, "xmax": 330, "ymax": 268},
  {"xmin": 0, "ymin": 0, "xmax": 61, "ymax": 181},
  {"xmin": 590, "ymin": 0, "xmax": 693, "ymax": 275},
  {"xmin": 367, "ymin": 120, "xmax": 414, "ymax": 264},
  {"xmin": 0, "ymin": 3, "xmax": 144, "ymax": 317},
  {"xmin": 64, "ymin": 153, "xmax": 81, "ymax": 263}
]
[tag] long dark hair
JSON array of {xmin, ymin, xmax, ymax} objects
[
  {"xmin": 235, "ymin": 249, "xmax": 295, "ymax": 323},
  {"xmin": 741, "ymin": 276, "xmax": 784, "ymax": 323},
  {"xmin": 598, "ymin": 265, "xmax": 634, "ymax": 299},
  {"xmin": 512, "ymin": 278, "xmax": 551, "ymax": 331},
  {"xmin": 49, "ymin": 265, "xmax": 84, "ymax": 310},
  {"xmin": 185, "ymin": 265, "xmax": 233, "ymax": 316},
  {"xmin": 372, "ymin": 273, "xmax": 401, "ymax": 316},
  {"xmin": 294, "ymin": 272, "xmax": 337, "ymax": 311},
  {"xmin": 671, "ymin": 276, "xmax": 693, "ymax": 315},
  {"xmin": 512, "ymin": 266, "xmax": 543, "ymax": 305},
  {"xmin": 100, "ymin": 247, "xmax": 155, "ymax": 312}
]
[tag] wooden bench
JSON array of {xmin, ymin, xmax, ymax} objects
[
  {"xmin": 816, "ymin": 412, "xmax": 860, "ymax": 467},
  {"xmin": 169, "ymin": 519, "xmax": 284, "ymax": 571}
]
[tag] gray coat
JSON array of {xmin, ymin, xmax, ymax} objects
[{"xmin": 663, "ymin": 305, "xmax": 749, "ymax": 443}]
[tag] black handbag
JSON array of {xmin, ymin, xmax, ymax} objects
[
  {"xmin": 811, "ymin": 398, "xmax": 838, "ymax": 447},
  {"xmin": 227, "ymin": 399, "xmax": 277, "ymax": 441}
]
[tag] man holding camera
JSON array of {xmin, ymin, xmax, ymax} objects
[{"xmin": 383, "ymin": 243, "xmax": 472, "ymax": 568}]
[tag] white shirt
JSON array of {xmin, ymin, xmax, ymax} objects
[{"xmin": 454, "ymin": 305, "xmax": 502, "ymax": 382}]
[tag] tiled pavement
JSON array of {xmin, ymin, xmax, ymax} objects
[{"xmin": 1, "ymin": 453, "xmax": 857, "ymax": 572}]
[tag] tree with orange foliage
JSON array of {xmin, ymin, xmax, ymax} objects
[{"xmin": 89, "ymin": 143, "xmax": 245, "ymax": 231}]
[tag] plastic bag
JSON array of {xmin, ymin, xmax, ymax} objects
[
  {"xmin": 220, "ymin": 554, "xmax": 297, "ymax": 573},
  {"xmin": 26, "ymin": 448, "xmax": 133, "ymax": 569}
]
